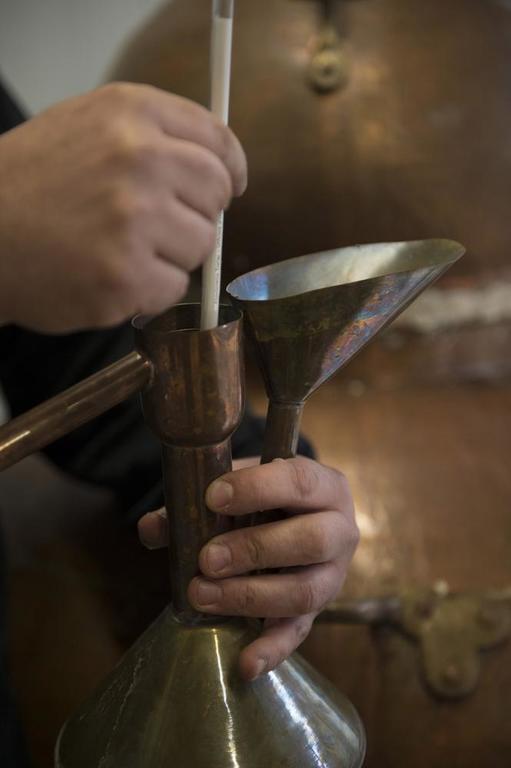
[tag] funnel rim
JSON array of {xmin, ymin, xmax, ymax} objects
[{"xmin": 226, "ymin": 238, "xmax": 465, "ymax": 304}]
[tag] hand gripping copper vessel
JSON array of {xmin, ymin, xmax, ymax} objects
[
  {"xmin": 0, "ymin": 239, "xmax": 466, "ymax": 767},
  {"xmin": 52, "ymin": 303, "xmax": 366, "ymax": 768}
]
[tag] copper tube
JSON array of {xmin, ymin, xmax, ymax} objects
[
  {"xmin": 0, "ymin": 351, "xmax": 152, "ymax": 472},
  {"xmin": 261, "ymin": 401, "xmax": 304, "ymax": 465},
  {"xmin": 134, "ymin": 304, "xmax": 244, "ymax": 624}
]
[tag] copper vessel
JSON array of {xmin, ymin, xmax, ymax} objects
[{"xmin": 111, "ymin": 0, "xmax": 511, "ymax": 282}]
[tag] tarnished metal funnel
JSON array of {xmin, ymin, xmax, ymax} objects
[
  {"xmin": 227, "ymin": 238, "xmax": 464, "ymax": 493},
  {"xmin": 227, "ymin": 239, "xmax": 465, "ymax": 407},
  {"xmin": 55, "ymin": 304, "xmax": 366, "ymax": 768},
  {"xmin": 56, "ymin": 610, "xmax": 365, "ymax": 767}
]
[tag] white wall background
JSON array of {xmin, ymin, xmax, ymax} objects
[{"xmin": 0, "ymin": 0, "xmax": 166, "ymax": 114}]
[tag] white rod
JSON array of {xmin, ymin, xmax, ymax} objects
[{"xmin": 201, "ymin": 0, "xmax": 234, "ymax": 330}]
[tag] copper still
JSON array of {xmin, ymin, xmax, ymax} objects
[{"xmin": 111, "ymin": 0, "xmax": 511, "ymax": 283}]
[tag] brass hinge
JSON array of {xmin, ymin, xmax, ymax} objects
[{"xmin": 320, "ymin": 583, "xmax": 511, "ymax": 700}]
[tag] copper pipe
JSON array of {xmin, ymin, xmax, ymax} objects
[
  {"xmin": 134, "ymin": 304, "xmax": 245, "ymax": 623},
  {"xmin": 261, "ymin": 401, "xmax": 304, "ymax": 465},
  {"xmin": 0, "ymin": 351, "xmax": 152, "ymax": 472}
]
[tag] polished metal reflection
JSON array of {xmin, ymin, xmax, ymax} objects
[
  {"xmin": 56, "ymin": 610, "xmax": 365, "ymax": 767},
  {"xmin": 227, "ymin": 240, "xmax": 464, "ymax": 407}
]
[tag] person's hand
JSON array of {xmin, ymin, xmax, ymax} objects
[
  {"xmin": 138, "ymin": 457, "xmax": 359, "ymax": 681},
  {"xmin": 0, "ymin": 83, "xmax": 247, "ymax": 332}
]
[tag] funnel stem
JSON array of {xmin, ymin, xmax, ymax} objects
[
  {"xmin": 252, "ymin": 401, "xmax": 305, "ymax": 527},
  {"xmin": 162, "ymin": 440, "xmax": 233, "ymax": 624},
  {"xmin": 261, "ymin": 401, "xmax": 305, "ymax": 464}
]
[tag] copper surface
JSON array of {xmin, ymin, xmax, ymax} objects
[
  {"xmin": 0, "ymin": 352, "xmax": 151, "ymax": 472},
  {"xmin": 54, "ymin": 302, "xmax": 366, "ymax": 768},
  {"xmin": 56, "ymin": 610, "xmax": 365, "ymax": 768},
  {"xmin": 134, "ymin": 304, "xmax": 245, "ymax": 622},
  {"xmin": 228, "ymin": 240, "xmax": 464, "ymax": 516},
  {"xmin": 227, "ymin": 240, "xmax": 464, "ymax": 409},
  {"xmin": 111, "ymin": 0, "xmax": 511, "ymax": 282}
]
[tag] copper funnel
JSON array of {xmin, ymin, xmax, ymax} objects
[
  {"xmin": 55, "ymin": 304, "xmax": 366, "ymax": 768},
  {"xmin": 227, "ymin": 239, "xmax": 464, "ymax": 463}
]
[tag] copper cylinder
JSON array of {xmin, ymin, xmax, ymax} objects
[
  {"xmin": 134, "ymin": 304, "xmax": 245, "ymax": 623},
  {"xmin": 261, "ymin": 401, "xmax": 304, "ymax": 464}
]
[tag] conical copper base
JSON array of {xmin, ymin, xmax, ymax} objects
[{"xmin": 56, "ymin": 610, "xmax": 365, "ymax": 767}]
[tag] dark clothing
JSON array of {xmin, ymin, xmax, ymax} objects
[{"xmin": 0, "ymin": 81, "xmax": 24, "ymax": 134}]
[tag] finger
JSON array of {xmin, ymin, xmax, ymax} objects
[
  {"xmin": 188, "ymin": 562, "xmax": 341, "ymax": 618},
  {"xmin": 239, "ymin": 614, "xmax": 316, "ymax": 681},
  {"xmin": 205, "ymin": 457, "xmax": 354, "ymax": 517},
  {"xmin": 149, "ymin": 90, "xmax": 247, "ymax": 196},
  {"xmin": 199, "ymin": 510, "xmax": 357, "ymax": 577},
  {"xmin": 136, "ymin": 459, "xmax": 260, "ymax": 551},
  {"xmin": 153, "ymin": 197, "xmax": 216, "ymax": 271},
  {"xmin": 130, "ymin": 255, "xmax": 191, "ymax": 316},
  {"xmin": 232, "ymin": 457, "xmax": 259, "ymax": 471},
  {"xmin": 166, "ymin": 139, "xmax": 233, "ymax": 221},
  {"xmin": 138, "ymin": 509, "xmax": 168, "ymax": 550}
]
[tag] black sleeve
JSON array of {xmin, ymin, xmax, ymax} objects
[{"xmin": 0, "ymin": 80, "xmax": 26, "ymax": 133}]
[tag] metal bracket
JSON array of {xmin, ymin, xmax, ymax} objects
[
  {"xmin": 293, "ymin": 0, "xmax": 349, "ymax": 92},
  {"xmin": 320, "ymin": 583, "xmax": 511, "ymax": 700}
]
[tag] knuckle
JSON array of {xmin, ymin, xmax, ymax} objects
[
  {"xmin": 168, "ymin": 269, "xmax": 191, "ymax": 302},
  {"xmin": 234, "ymin": 582, "xmax": 258, "ymax": 615},
  {"xmin": 289, "ymin": 459, "xmax": 320, "ymax": 501},
  {"xmin": 208, "ymin": 116, "xmax": 233, "ymax": 161},
  {"xmin": 96, "ymin": 259, "xmax": 135, "ymax": 307},
  {"xmin": 153, "ymin": 267, "xmax": 190, "ymax": 310},
  {"xmin": 333, "ymin": 467, "xmax": 353, "ymax": 505},
  {"xmin": 295, "ymin": 616, "xmax": 313, "ymax": 645},
  {"xmin": 302, "ymin": 526, "xmax": 332, "ymax": 563},
  {"xmin": 195, "ymin": 152, "xmax": 233, "ymax": 213},
  {"xmin": 109, "ymin": 186, "xmax": 149, "ymax": 234},
  {"xmin": 347, "ymin": 518, "xmax": 361, "ymax": 555},
  {"xmin": 191, "ymin": 221, "xmax": 216, "ymax": 266},
  {"xmin": 296, "ymin": 571, "xmax": 332, "ymax": 615},
  {"xmin": 296, "ymin": 580, "xmax": 318, "ymax": 615},
  {"xmin": 244, "ymin": 533, "xmax": 267, "ymax": 569}
]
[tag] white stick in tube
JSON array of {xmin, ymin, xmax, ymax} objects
[{"xmin": 201, "ymin": 0, "xmax": 234, "ymax": 330}]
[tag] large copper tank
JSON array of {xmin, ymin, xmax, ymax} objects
[{"xmin": 111, "ymin": 0, "xmax": 511, "ymax": 283}]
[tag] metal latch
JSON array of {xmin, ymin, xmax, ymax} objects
[{"xmin": 320, "ymin": 583, "xmax": 511, "ymax": 699}]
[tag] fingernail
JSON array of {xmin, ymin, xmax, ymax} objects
[
  {"xmin": 206, "ymin": 543, "xmax": 232, "ymax": 574},
  {"xmin": 251, "ymin": 658, "xmax": 268, "ymax": 681},
  {"xmin": 195, "ymin": 579, "xmax": 222, "ymax": 607},
  {"xmin": 207, "ymin": 480, "xmax": 233, "ymax": 511}
]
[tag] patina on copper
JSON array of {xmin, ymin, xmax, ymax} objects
[
  {"xmin": 133, "ymin": 304, "xmax": 245, "ymax": 622},
  {"xmin": 227, "ymin": 239, "xmax": 465, "ymax": 521}
]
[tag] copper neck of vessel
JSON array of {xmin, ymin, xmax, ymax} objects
[{"xmin": 133, "ymin": 304, "xmax": 245, "ymax": 623}]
